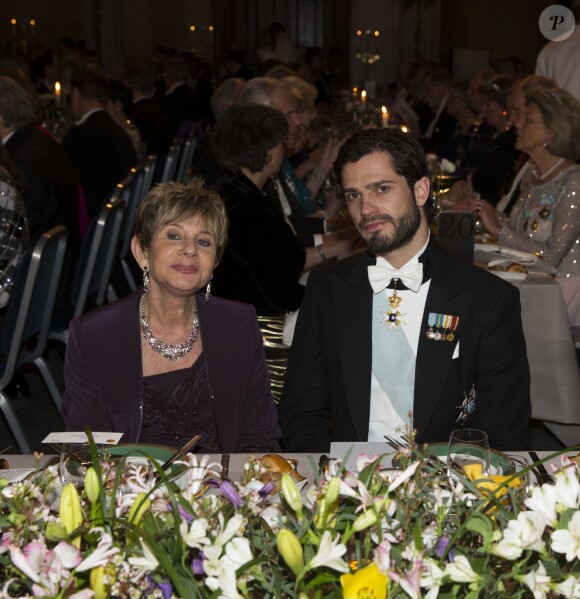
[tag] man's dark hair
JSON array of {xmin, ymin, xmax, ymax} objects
[
  {"xmin": 213, "ymin": 103, "xmax": 288, "ymax": 175},
  {"xmin": 70, "ymin": 65, "xmax": 110, "ymax": 105},
  {"xmin": 124, "ymin": 64, "xmax": 156, "ymax": 95},
  {"xmin": 331, "ymin": 128, "xmax": 429, "ymax": 196}
]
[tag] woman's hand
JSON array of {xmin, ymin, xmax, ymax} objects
[{"xmin": 466, "ymin": 199, "xmax": 501, "ymax": 237}]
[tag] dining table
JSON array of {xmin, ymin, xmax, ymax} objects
[
  {"xmin": 472, "ymin": 243, "xmax": 580, "ymax": 448},
  {"xmin": 1, "ymin": 446, "xmax": 575, "ymax": 488}
]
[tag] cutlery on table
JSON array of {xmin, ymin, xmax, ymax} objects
[
  {"xmin": 159, "ymin": 434, "xmax": 202, "ymax": 474},
  {"xmin": 528, "ymin": 451, "xmax": 555, "ymax": 484}
]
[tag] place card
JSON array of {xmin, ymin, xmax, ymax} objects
[{"xmin": 42, "ymin": 432, "xmax": 124, "ymax": 445}]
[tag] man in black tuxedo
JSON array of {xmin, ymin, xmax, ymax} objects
[
  {"xmin": 0, "ymin": 75, "xmax": 79, "ymax": 244},
  {"xmin": 279, "ymin": 128, "xmax": 531, "ymax": 452},
  {"xmin": 125, "ymin": 64, "xmax": 172, "ymax": 157},
  {"xmin": 63, "ymin": 66, "xmax": 136, "ymax": 220}
]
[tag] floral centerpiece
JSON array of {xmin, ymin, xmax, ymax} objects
[{"xmin": 1, "ymin": 438, "xmax": 579, "ymax": 598}]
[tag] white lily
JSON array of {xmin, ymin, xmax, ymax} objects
[
  {"xmin": 420, "ymin": 556, "xmax": 445, "ymax": 599},
  {"xmin": 373, "ymin": 540, "xmax": 391, "ymax": 572},
  {"xmin": 127, "ymin": 540, "xmax": 159, "ymax": 575},
  {"xmin": 522, "ymin": 562, "xmax": 552, "ymax": 599},
  {"xmin": 307, "ymin": 530, "xmax": 349, "ymax": 572},
  {"xmin": 180, "ymin": 518, "xmax": 210, "ymax": 549},
  {"xmin": 75, "ymin": 528, "xmax": 119, "ymax": 572},
  {"xmin": 554, "ymin": 575, "xmax": 580, "ymax": 598},
  {"xmin": 551, "ymin": 510, "xmax": 580, "ymax": 561},
  {"xmin": 444, "ymin": 554, "xmax": 482, "ymax": 584},
  {"xmin": 492, "ymin": 511, "xmax": 546, "ymax": 560},
  {"xmin": 202, "ymin": 543, "xmax": 224, "ymax": 577},
  {"xmin": 525, "ymin": 484, "xmax": 558, "ymax": 527},
  {"xmin": 180, "ymin": 454, "xmax": 222, "ymax": 501},
  {"xmin": 387, "ymin": 461, "xmax": 420, "ymax": 493},
  {"xmin": 553, "ymin": 460, "xmax": 580, "ymax": 510},
  {"xmin": 356, "ymin": 453, "xmax": 381, "ymax": 472},
  {"xmin": 215, "ymin": 513, "xmax": 245, "ymax": 547}
]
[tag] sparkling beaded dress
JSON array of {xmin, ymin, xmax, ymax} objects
[
  {"xmin": 0, "ymin": 167, "xmax": 29, "ymax": 309},
  {"xmin": 498, "ymin": 163, "xmax": 580, "ymax": 325}
]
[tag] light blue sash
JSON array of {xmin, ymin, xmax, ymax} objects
[{"xmin": 372, "ymin": 291, "xmax": 415, "ymax": 426}]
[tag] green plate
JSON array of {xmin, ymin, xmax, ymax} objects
[
  {"xmin": 105, "ymin": 444, "xmax": 186, "ymax": 480},
  {"xmin": 423, "ymin": 443, "xmax": 515, "ymax": 475}
]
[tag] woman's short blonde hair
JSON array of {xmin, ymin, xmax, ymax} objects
[
  {"xmin": 525, "ymin": 88, "xmax": 580, "ymax": 161},
  {"xmin": 135, "ymin": 180, "xmax": 228, "ymax": 260}
]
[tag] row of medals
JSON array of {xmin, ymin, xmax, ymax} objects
[{"xmin": 426, "ymin": 324, "xmax": 456, "ymax": 341}]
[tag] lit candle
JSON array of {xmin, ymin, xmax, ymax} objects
[
  {"xmin": 381, "ymin": 105, "xmax": 389, "ymax": 128},
  {"xmin": 10, "ymin": 18, "xmax": 16, "ymax": 38},
  {"xmin": 29, "ymin": 19, "xmax": 35, "ymax": 40},
  {"xmin": 400, "ymin": 125, "xmax": 409, "ymax": 134},
  {"xmin": 54, "ymin": 81, "xmax": 61, "ymax": 107},
  {"xmin": 352, "ymin": 86, "xmax": 358, "ymax": 99},
  {"xmin": 361, "ymin": 90, "xmax": 367, "ymax": 111}
]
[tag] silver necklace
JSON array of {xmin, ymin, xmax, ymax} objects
[
  {"xmin": 531, "ymin": 157, "xmax": 565, "ymax": 181},
  {"xmin": 140, "ymin": 294, "xmax": 199, "ymax": 361}
]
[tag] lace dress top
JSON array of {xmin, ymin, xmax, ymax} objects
[
  {"xmin": 140, "ymin": 351, "xmax": 221, "ymax": 451},
  {"xmin": 498, "ymin": 164, "xmax": 580, "ymax": 278}
]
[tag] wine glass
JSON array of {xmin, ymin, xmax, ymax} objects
[
  {"xmin": 60, "ymin": 443, "xmax": 100, "ymax": 488},
  {"xmin": 447, "ymin": 429, "xmax": 491, "ymax": 477}
]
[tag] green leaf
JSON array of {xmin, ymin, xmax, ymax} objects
[
  {"xmin": 465, "ymin": 513, "xmax": 493, "ymax": 541},
  {"xmin": 413, "ymin": 517, "xmax": 424, "ymax": 550}
]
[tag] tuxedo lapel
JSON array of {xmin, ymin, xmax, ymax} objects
[
  {"xmin": 414, "ymin": 248, "xmax": 473, "ymax": 434},
  {"xmin": 334, "ymin": 253, "xmax": 374, "ymax": 441}
]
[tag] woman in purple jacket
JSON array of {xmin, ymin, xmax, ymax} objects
[{"xmin": 62, "ymin": 181, "xmax": 281, "ymax": 452}]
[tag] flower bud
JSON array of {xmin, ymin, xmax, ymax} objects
[
  {"xmin": 352, "ymin": 509, "xmax": 377, "ymax": 533},
  {"xmin": 281, "ymin": 474, "xmax": 303, "ymax": 513},
  {"xmin": 59, "ymin": 482, "xmax": 83, "ymax": 547},
  {"xmin": 128, "ymin": 492, "xmax": 151, "ymax": 526},
  {"xmin": 44, "ymin": 523, "xmax": 68, "ymax": 542},
  {"xmin": 84, "ymin": 467, "xmax": 100, "ymax": 503},
  {"xmin": 277, "ymin": 529, "xmax": 304, "ymax": 576},
  {"xmin": 90, "ymin": 565, "xmax": 111, "ymax": 599},
  {"xmin": 324, "ymin": 477, "xmax": 340, "ymax": 506}
]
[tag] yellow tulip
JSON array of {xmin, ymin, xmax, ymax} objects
[
  {"xmin": 276, "ymin": 529, "xmax": 304, "ymax": 576},
  {"xmin": 340, "ymin": 562, "xmax": 388, "ymax": 599},
  {"xmin": 59, "ymin": 483, "xmax": 83, "ymax": 547}
]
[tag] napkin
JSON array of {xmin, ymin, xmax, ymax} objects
[
  {"xmin": 496, "ymin": 248, "xmax": 537, "ymax": 265},
  {"xmin": 0, "ymin": 468, "xmax": 35, "ymax": 483}
]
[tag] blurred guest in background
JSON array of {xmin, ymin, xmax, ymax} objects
[
  {"xmin": 0, "ymin": 145, "xmax": 29, "ymax": 310},
  {"xmin": 62, "ymin": 65, "xmax": 136, "ymax": 220},
  {"xmin": 63, "ymin": 181, "xmax": 280, "ymax": 452},
  {"xmin": 0, "ymin": 75, "xmax": 79, "ymax": 244},
  {"xmin": 470, "ymin": 88, "xmax": 580, "ymax": 328},
  {"xmin": 124, "ymin": 63, "xmax": 173, "ymax": 157},
  {"xmin": 107, "ymin": 79, "xmax": 146, "ymax": 163}
]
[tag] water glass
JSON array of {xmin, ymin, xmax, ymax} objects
[
  {"xmin": 447, "ymin": 428, "xmax": 490, "ymax": 476},
  {"xmin": 60, "ymin": 443, "xmax": 100, "ymax": 487}
]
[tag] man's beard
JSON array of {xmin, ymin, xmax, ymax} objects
[{"xmin": 357, "ymin": 198, "xmax": 421, "ymax": 255}]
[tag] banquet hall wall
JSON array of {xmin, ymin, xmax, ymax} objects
[{"xmin": 1, "ymin": 0, "xmax": 551, "ymax": 85}]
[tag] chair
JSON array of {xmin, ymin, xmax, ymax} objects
[
  {"xmin": 111, "ymin": 168, "xmax": 146, "ymax": 295},
  {"xmin": 160, "ymin": 140, "xmax": 182, "ymax": 183},
  {"xmin": 0, "ymin": 226, "xmax": 67, "ymax": 453},
  {"xmin": 141, "ymin": 153, "xmax": 157, "ymax": 201},
  {"xmin": 174, "ymin": 131, "xmax": 197, "ymax": 183},
  {"xmin": 50, "ymin": 198, "xmax": 125, "ymax": 344}
]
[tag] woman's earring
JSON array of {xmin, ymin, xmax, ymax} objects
[
  {"xmin": 205, "ymin": 280, "xmax": 212, "ymax": 303},
  {"xmin": 543, "ymin": 138, "xmax": 549, "ymax": 148},
  {"xmin": 264, "ymin": 153, "xmax": 272, "ymax": 164},
  {"xmin": 143, "ymin": 268, "xmax": 150, "ymax": 294}
]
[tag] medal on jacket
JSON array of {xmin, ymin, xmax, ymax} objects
[
  {"xmin": 456, "ymin": 385, "xmax": 476, "ymax": 423},
  {"xmin": 383, "ymin": 279, "xmax": 405, "ymax": 328},
  {"xmin": 425, "ymin": 312, "xmax": 436, "ymax": 339}
]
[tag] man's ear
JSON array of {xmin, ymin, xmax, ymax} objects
[{"xmin": 414, "ymin": 176, "xmax": 431, "ymax": 207}]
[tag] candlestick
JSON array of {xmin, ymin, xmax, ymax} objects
[{"xmin": 381, "ymin": 106, "xmax": 389, "ymax": 128}]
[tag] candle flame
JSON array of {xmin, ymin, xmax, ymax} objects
[
  {"xmin": 208, "ymin": 25, "xmax": 214, "ymax": 31},
  {"xmin": 356, "ymin": 29, "xmax": 362, "ymax": 36},
  {"xmin": 30, "ymin": 19, "xmax": 36, "ymax": 26},
  {"xmin": 381, "ymin": 106, "xmax": 388, "ymax": 116},
  {"xmin": 374, "ymin": 30, "xmax": 380, "ymax": 36},
  {"xmin": 190, "ymin": 25, "xmax": 196, "ymax": 31},
  {"xmin": 11, "ymin": 18, "xmax": 16, "ymax": 25},
  {"xmin": 55, "ymin": 81, "xmax": 61, "ymax": 94},
  {"xmin": 400, "ymin": 125, "xmax": 409, "ymax": 133},
  {"xmin": 361, "ymin": 90, "xmax": 367, "ymax": 100}
]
